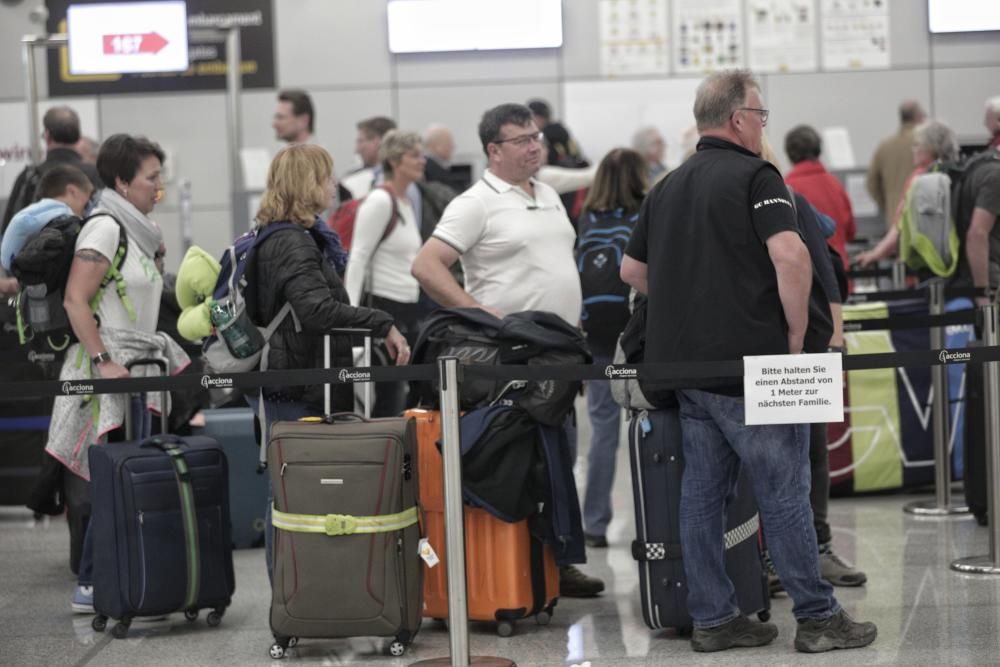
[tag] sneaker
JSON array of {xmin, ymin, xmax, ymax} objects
[
  {"xmin": 559, "ymin": 565, "xmax": 605, "ymax": 598},
  {"xmin": 819, "ymin": 543, "xmax": 867, "ymax": 587},
  {"xmin": 691, "ymin": 615, "xmax": 779, "ymax": 652},
  {"xmin": 71, "ymin": 585, "xmax": 94, "ymax": 614},
  {"xmin": 763, "ymin": 550, "xmax": 783, "ymax": 596},
  {"xmin": 795, "ymin": 609, "xmax": 877, "ymax": 653},
  {"xmin": 584, "ymin": 533, "xmax": 608, "ymax": 548}
]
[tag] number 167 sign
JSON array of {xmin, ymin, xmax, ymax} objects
[{"xmin": 68, "ymin": 2, "xmax": 189, "ymax": 75}]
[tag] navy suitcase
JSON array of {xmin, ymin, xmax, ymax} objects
[
  {"xmin": 628, "ymin": 408, "xmax": 770, "ymax": 632},
  {"xmin": 195, "ymin": 408, "xmax": 268, "ymax": 548},
  {"xmin": 88, "ymin": 434, "xmax": 235, "ymax": 638}
]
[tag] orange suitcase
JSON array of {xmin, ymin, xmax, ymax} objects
[{"xmin": 405, "ymin": 409, "xmax": 559, "ymax": 637}]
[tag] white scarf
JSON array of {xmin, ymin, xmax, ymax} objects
[{"xmin": 93, "ymin": 188, "xmax": 163, "ymax": 259}]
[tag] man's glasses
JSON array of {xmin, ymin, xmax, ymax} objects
[
  {"xmin": 492, "ymin": 131, "xmax": 544, "ymax": 148},
  {"xmin": 736, "ymin": 107, "xmax": 769, "ymax": 125}
]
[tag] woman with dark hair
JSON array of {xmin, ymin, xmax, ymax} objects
[
  {"xmin": 246, "ymin": 143, "xmax": 410, "ymax": 578},
  {"xmin": 576, "ymin": 147, "xmax": 647, "ymax": 547},
  {"xmin": 45, "ymin": 134, "xmax": 192, "ymax": 614}
]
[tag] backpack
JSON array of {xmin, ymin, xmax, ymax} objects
[
  {"xmin": 575, "ymin": 208, "xmax": 637, "ymax": 350},
  {"xmin": 610, "ymin": 293, "xmax": 678, "ymax": 411},
  {"xmin": 899, "ymin": 165, "xmax": 960, "ymax": 277},
  {"xmin": 901, "ymin": 151, "xmax": 1000, "ymax": 278},
  {"xmin": 410, "ymin": 308, "xmax": 592, "ymax": 426},
  {"xmin": 201, "ymin": 222, "xmax": 301, "ymax": 375},
  {"xmin": 10, "ymin": 212, "xmax": 129, "ymax": 353},
  {"xmin": 326, "ymin": 183, "xmax": 400, "ymax": 252},
  {"xmin": 1, "ymin": 165, "xmax": 43, "ymax": 232}
]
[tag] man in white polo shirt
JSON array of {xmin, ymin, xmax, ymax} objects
[{"xmin": 412, "ymin": 102, "xmax": 603, "ymax": 598}]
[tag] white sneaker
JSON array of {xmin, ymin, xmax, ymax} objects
[{"xmin": 71, "ymin": 585, "xmax": 94, "ymax": 614}]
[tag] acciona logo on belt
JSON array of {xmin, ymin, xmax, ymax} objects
[
  {"xmin": 61, "ymin": 381, "xmax": 94, "ymax": 394},
  {"xmin": 28, "ymin": 350, "xmax": 56, "ymax": 363},
  {"xmin": 201, "ymin": 375, "xmax": 234, "ymax": 389},
  {"xmin": 939, "ymin": 349, "xmax": 972, "ymax": 364},
  {"xmin": 338, "ymin": 368, "xmax": 372, "ymax": 383},
  {"xmin": 604, "ymin": 365, "xmax": 638, "ymax": 379}
]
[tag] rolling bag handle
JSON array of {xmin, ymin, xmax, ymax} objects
[
  {"xmin": 324, "ymin": 327, "xmax": 373, "ymax": 419},
  {"xmin": 123, "ymin": 358, "xmax": 170, "ymax": 441}
]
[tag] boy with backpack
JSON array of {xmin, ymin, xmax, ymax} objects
[{"xmin": 1, "ymin": 164, "xmax": 94, "ymax": 273}]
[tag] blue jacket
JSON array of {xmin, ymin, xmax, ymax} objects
[
  {"xmin": 0, "ymin": 198, "xmax": 72, "ymax": 270},
  {"xmin": 454, "ymin": 404, "xmax": 586, "ymax": 566}
]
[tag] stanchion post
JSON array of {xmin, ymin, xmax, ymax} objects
[
  {"xmin": 410, "ymin": 358, "xmax": 513, "ymax": 667},
  {"xmin": 905, "ymin": 279, "xmax": 968, "ymax": 516},
  {"xmin": 951, "ymin": 302, "xmax": 1000, "ymax": 574},
  {"xmin": 892, "ymin": 261, "xmax": 907, "ymax": 290}
]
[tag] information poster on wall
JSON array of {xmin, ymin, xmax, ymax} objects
[
  {"xmin": 820, "ymin": 0, "xmax": 890, "ymax": 70},
  {"xmin": 45, "ymin": 0, "xmax": 275, "ymax": 96},
  {"xmin": 747, "ymin": 0, "xmax": 818, "ymax": 73},
  {"xmin": 599, "ymin": 0, "xmax": 670, "ymax": 77},
  {"xmin": 672, "ymin": 0, "xmax": 744, "ymax": 74}
]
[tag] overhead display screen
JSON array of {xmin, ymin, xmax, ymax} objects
[
  {"xmin": 67, "ymin": 1, "xmax": 189, "ymax": 75},
  {"xmin": 387, "ymin": 0, "xmax": 563, "ymax": 54},
  {"xmin": 928, "ymin": 0, "xmax": 1000, "ymax": 33}
]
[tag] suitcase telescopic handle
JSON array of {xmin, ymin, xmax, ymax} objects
[{"xmin": 122, "ymin": 357, "xmax": 171, "ymax": 440}]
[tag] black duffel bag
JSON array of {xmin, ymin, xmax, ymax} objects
[{"xmin": 411, "ymin": 308, "xmax": 592, "ymax": 425}]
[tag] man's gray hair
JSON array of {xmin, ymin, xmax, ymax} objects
[
  {"xmin": 913, "ymin": 120, "xmax": 959, "ymax": 163},
  {"xmin": 986, "ymin": 96, "xmax": 1000, "ymax": 117},
  {"xmin": 693, "ymin": 70, "xmax": 761, "ymax": 132},
  {"xmin": 632, "ymin": 126, "xmax": 662, "ymax": 153}
]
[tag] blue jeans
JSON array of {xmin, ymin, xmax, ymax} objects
[
  {"xmin": 249, "ymin": 398, "xmax": 316, "ymax": 580},
  {"xmin": 676, "ymin": 389, "xmax": 839, "ymax": 627},
  {"xmin": 582, "ymin": 357, "xmax": 622, "ymax": 537}
]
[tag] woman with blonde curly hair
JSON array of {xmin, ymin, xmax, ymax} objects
[{"xmin": 247, "ymin": 143, "xmax": 409, "ymax": 577}]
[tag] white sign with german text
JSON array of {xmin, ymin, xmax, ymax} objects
[{"xmin": 744, "ymin": 353, "xmax": 843, "ymax": 425}]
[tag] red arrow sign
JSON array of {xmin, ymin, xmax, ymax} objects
[{"xmin": 102, "ymin": 32, "xmax": 169, "ymax": 56}]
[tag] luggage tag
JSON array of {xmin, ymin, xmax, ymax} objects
[{"xmin": 418, "ymin": 538, "xmax": 440, "ymax": 568}]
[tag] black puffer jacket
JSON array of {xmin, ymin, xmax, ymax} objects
[{"xmin": 246, "ymin": 223, "xmax": 394, "ymax": 410}]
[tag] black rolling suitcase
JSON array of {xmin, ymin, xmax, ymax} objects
[
  {"xmin": 964, "ymin": 342, "xmax": 989, "ymax": 525},
  {"xmin": 88, "ymin": 359, "xmax": 235, "ymax": 638},
  {"xmin": 628, "ymin": 408, "xmax": 770, "ymax": 632}
]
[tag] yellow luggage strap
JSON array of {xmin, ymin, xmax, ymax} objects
[{"xmin": 271, "ymin": 505, "xmax": 418, "ymax": 537}]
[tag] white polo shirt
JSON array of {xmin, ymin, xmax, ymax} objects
[{"xmin": 432, "ymin": 169, "xmax": 582, "ymax": 326}]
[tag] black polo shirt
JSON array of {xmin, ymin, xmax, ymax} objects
[{"xmin": 625, "ymin": 136, "xmax": 799, "ymax": 392}]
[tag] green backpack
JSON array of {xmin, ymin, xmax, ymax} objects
[{"xmin": 898, "ymin": 164, "xmax": 959, "ymax": 277}]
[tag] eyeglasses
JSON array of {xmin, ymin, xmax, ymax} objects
[
  {"xmin": 492, "ymin": 132, "xmax": 544, "ymax": 148},
  {"xmin": 736, "ymin": 107, "xmax": 769, "ymax": 125}
]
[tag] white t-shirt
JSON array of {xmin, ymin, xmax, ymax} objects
[
  {"xmin": 432, "ymin": 170, "xmax": 582, "ymax": 326},
  {"xmin": 75, "ymin": 215, "xmax": 163, "ymax": 334},
  {"xmin": 344, "ymin": 188, "xmax": 422, "ymax": 305}
]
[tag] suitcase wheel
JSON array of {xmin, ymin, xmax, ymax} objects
[
  {"xmin": 535, "ymin": 611, "xmax": 551, "ymax": 626},
  {"xmin": 206, "ymin": 609, "xmax": 224, "ymax": 627},
  {"xmin": 111, "ymin": 619, "xmax": 130, "ymax": 639},
  {"xmin": 387, "ymin": 640, "xmax": 406, "ymax": 657},
  {"xmin": 184, "ymin": 609, "xmax": 199, "ymax": 622},
  {"xmin": 269, "ymin": 643, "xmax": 285, "ymax": 660},
  {"xmin": 287, "ymin": 637, "xmax": 298, "ymax": 648},
  {"xmin": 496, "ymin": 620, "xmax": 515, "ymax": 638},
  {"xmin": 91, "ymin": 615, "xmax": 107, "ymax": 632},
  {"xmin": 758, "ymin": 610, "xmax": 771, "ymax": 623}
]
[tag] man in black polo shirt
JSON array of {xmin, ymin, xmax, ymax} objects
[{"xmin": 621, "ymin": 70, "xmax": 877, "ymax": 654}]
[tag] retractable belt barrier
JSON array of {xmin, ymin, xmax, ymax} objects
[
  {"xmin": 846, "ymin": 286, "xmax": 990, "ymax": 304},
  {"xmin": 3, "ymin": 345, "xmax": 1000, "ymax": 400},
  {"xmin": 842, "ymin": 309, "xmax": 978, "ymax": 332}
]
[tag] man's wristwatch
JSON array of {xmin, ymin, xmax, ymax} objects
[{"xmin": 91, "ymin": 352, "xmax": 112, "ymax": 366}]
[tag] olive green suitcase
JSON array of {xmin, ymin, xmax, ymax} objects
[{"xmin": 266, "ymin": 414, "xmax": 421, "ymax": 659}]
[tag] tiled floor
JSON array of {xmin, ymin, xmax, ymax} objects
[{"xmin": 3, "ymin": 404, "xmax": 1000, "ymax": 666}]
